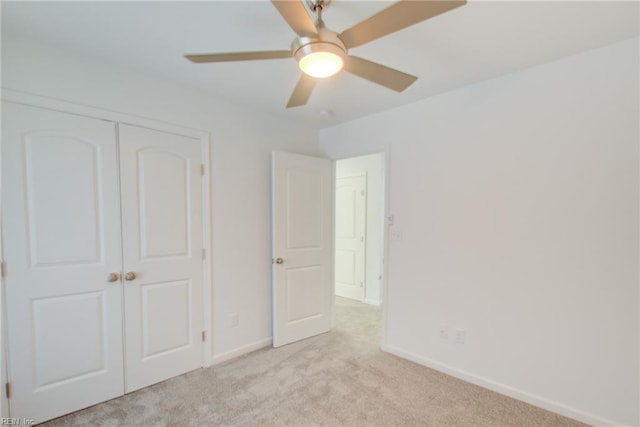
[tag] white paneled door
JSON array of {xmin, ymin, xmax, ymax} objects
[
  {"xmin": 335, "ymin": 175, "xmax": 366, "ymax": 301},
  {"xmin": 2, "ymin": 104, "xmax": 206, "ymax": 423},
  {"xmin": 271, "ymin": 152, "xmax": 332, "ymax": 348},
  {"xmin": 2, "ymin": 103, "xmax": 125, "ymax": 422},
  {"xmin": 118, "ymin": 124, "xmax": 203, "ymax": 392}
]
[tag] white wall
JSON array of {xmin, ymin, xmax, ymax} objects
[
  {"xmin": 1, "ymin": 36, "xmax": 320, "ymax": 361},
  {"xmin": 336, "ymin": 153, "xmax": 385, "ymax": 306},
  {"xmin": 319, "ymin": 38, "xmax": 640, "ymax": 426}
]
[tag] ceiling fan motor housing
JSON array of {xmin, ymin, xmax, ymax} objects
[{"xmin": 291, "ymin": 27, "xmax": 347, "ymax": 67}]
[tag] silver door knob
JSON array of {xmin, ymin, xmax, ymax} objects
[
  {"xmin": 275, "ymin": 258, "xmax": 284, "ymax": 264},
  {"xmin": 125, "ymin": 271, "xmax": 137, "ymax": 281},
  {"xmin": 107, "ymin": 272, "xmax": 120, "ymax": 282}
]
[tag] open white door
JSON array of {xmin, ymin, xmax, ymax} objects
[{"xmin": 271, "ymin": 151, "xmax": 332, "ymax": 348}]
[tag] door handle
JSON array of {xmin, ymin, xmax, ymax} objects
[
  {"xmin": 107, "ymin": 272, "xmax": 120, "ymax": 282},
  {"xmin": 125, "ymin": 271, "xmax": 137, "ymax": 281},
  {"xmin": 273, "ymin": 257, "xmax": 284, "ymax": 265}
]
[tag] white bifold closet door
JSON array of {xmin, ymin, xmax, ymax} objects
[{"xmin": 2, "ymin": 103, "xmax": 204, "ymax": 423}]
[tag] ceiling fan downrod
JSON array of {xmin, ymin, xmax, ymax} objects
[{"xmin": 306, "ymin": 0, "xmax": 330, "ymax": 25}]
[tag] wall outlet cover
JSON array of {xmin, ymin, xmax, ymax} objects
[
  {"xmin": 230, "ymin": 313, "xmax": 239, "ymax": 328},
  {"xmin": 439, "ymin": 324, "xmax": 449, "ymax": 340}
]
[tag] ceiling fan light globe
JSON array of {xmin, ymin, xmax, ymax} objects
[
  {"xmin": 293, "ymin": 38, "xmax": 346, "ymax": 79},
  {"xmin": 299, "ymin": 51, "xmax": 343, "ymax": 78}
]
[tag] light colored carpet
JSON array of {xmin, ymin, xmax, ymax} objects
[{"xmin": 44, "ymin": 297, "xmax": 586, "ymax": 426}]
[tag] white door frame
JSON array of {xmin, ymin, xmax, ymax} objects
[
  {"xmin": 331, "ymin": 149, "xmax": 390, "ymax": 347},
  {"xmin": 0, "ymin": 89, "xmax": 214, "ymax": 414}
]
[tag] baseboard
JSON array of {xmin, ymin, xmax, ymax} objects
[
  {"xmin": 211, "ymin": 337, "xmax": 272, "ymax": 365},
  {"xmin": 381, "ymin": 344, "xmax": 619, "ymax": 427},
  {"xmin": 364, "ymin": 299, "xmax": 381, "ymax": 307}
]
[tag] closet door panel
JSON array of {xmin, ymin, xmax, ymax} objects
[
  {"xmin": 118, "ymin": 124, "xmax": 203, "ymax": 393},
  {"xmin": 2, "ymin": 102, "xmax": 124, "ymax": 423}
]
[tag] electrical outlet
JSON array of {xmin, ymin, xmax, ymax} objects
[
  {"xmin": 455, "ymin": 328, "xmax": 465, "ymax": 344},
  {"xmin": 391, "ymin": 230, "xmax": 402, "ymax": 241},
  {"xmin": 439, "ymin": 324, "xmax": 449, "ymax": 340},
  {"xmin": 230, "ymin": 313, "xmax": 239, "ymax": 328}
]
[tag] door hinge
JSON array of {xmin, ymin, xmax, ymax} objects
[
  {"xmin": 201, "ymin": 164, "xmax": 205, "ymax": 176},
  {"xmin": 1, "ymin": 261, "xmax": 6, "ymax": 278},
  {"xmin": 6, "ymin": 382, "xmax": 12, "ymax": 399},
  {"xmin": 201, "ymin": 331, "xmax": 206, "ymax": 342},
  {"xmin": 361, "ymin": 190, "xmax": 365, "ymax": 196},
  {"xmin": 202, "ymin": 249, "xmax": 206, "ymax": 260}
]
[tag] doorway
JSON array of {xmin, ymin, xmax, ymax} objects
[{"xmin": 334, "ymin": 153, "xmax": 386, "ymax": 306}]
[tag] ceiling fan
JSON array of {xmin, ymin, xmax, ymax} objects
[{"xmin": 185, "ymin": 0, "xmax": 466, "ymax": 108}]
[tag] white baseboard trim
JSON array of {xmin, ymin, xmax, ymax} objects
[
  {"xmin": 364, "ymin": 299, "xmax": 381, "ymax": 307},
  {"xmin": 381, "ymin": 344, "xmax": 619, "ymax": 427},
  {"xmin": 211, "ymin": 338, "xmax": 272, "ymax": 365}
]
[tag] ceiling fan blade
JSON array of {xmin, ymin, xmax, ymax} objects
[
  {"xmin": 287, "ymin": 74, "xmax": 317, "ymax": 108},
  {"xmin": 344, "ymin": 56, "xmax": 417, "ymax": 92},
  {"xmin": 271, "ymin": 0, "xmax": 318, "ymax": 38},
  {"xmin": 339, "ymin": 0, "xmax": 466, "ymax": 49},
  {"xmin": 185, "ymin": 50, "xmax": 292, "ymax": 63}
]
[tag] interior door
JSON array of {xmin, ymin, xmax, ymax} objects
[
  {"xmin": 335, "ymin": 175, "xmax": 366, "ymax": 301},
  {"xmin": 2, "ymin": 102, "xmax": 124, "ymax": 423},
  {"xmin": 118, "ymin": 124, "xmax": 204, "ymax": 392},
  {"xmin": 271, "ymin": 151, "xmax": 332, "ymax": 348}
]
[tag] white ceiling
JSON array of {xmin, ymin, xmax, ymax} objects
[{"xmin": 2, "ymin": 1, "xmax": 638, "ymax": 128}]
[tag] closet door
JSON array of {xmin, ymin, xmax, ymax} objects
[
  {"xmin": 118, "ymin": 124, "xmax": 204, "ymax": 392},
  {"xmin": 2, "ymin": 103, "xmax": 125, "ymax": 423}
]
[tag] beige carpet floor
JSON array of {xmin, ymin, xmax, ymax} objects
[{"xmin": 44, "ymin": 297, "xmax": 586, "ymax": 426}]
